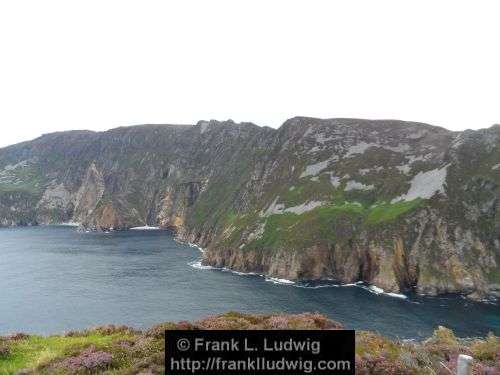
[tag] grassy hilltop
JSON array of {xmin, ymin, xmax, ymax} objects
[{"xmin": 0, "ymin": 312, "xmax": 498, "ymax": 375}]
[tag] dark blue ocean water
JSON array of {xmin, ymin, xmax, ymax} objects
[{"xmin": 0, "ymin": 226, "xmax": 498, "ymax": 338}]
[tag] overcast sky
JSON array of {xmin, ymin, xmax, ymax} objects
[{"xmin": 0, "ymin": 1, "xmax": 499, "ymax": 147}]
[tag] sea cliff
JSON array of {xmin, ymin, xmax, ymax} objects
[{"xmin": 1, "ymin": 118, "xmax": 499, "ymax": 299}]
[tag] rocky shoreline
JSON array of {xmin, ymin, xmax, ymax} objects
[{"xmin": 2, "ymin": 221, "xmax": 499, "ymax": 303}]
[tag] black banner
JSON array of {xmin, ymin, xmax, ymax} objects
[{"xmin": 165, "ymin": 330, "xmax": 355, "ymax": 374}]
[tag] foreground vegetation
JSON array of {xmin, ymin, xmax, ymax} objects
[{"xmin": 0, "ymin": 312, "xmax": 498, "ymax": 374}]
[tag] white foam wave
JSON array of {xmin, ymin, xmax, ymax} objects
[
  {"xmin": 187, "ymin": 255, "xmax": 408, "ymax": 300},
  {"xmin": 368, "ymin": 285, "xmax": 385, "ymax": 294},
  {"xmin": 294, "ymin": 284, "xmax": 340, "ymax": 289},
  {"xmin": 130, "ymin": 226, "xmax": 160, "ymax": 230},
  {"xmin": 265, "ymin": 277, "xmax": 296, "ymax": 285},
  {"xmin": 385, "ymin": 292, "xmax": 409, "ymax": 299},
  {"xmin": 187, "ymin": 242, "xmax": 205, "ymax": 253},
  {"xmin": 360, "ymin": 285, "xmax": 408, "ymax": 299},
  {"xmin": 342, "ymin": 281, "xmax": 364, "ymax": 287},
  {"xmin": 59, "ymin": 222, "xmax": 80, "ymax": 227},
  {"xmin": 231, "ymin": 270, "xmax": 258, "ymax": 276},
  {"xmin": 188, "ymin": 260, "xmax": 218, "ymax": 270}
]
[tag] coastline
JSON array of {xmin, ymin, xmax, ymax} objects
[
  {"xmin": 184, "ymin": 241, "xmax": 409, "ymax": 299},
  {"xmin": 2, "ymin": 223, "xmax": 498, "ymax": 303},
  {"xmin": 189, "ymin": 258, "xmax": 410, "ymax": 299}
]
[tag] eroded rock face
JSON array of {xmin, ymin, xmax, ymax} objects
[
  {"xmin": 0, "ymin": 118, "xmax": 499, "ymax": 299},
  {"xmin": 73, "ymin": 162, "xmax": 105, "ymax": 224}
]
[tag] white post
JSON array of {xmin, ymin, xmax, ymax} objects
[{"xmin": 456, "ymin": 354, "xmax": 473, "ymax": 375}]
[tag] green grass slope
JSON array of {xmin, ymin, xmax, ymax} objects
[{"xmin": 0, "ymin": 313, "xmax": 497, "ymax": 375}]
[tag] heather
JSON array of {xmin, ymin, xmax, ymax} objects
[{"xmin": 0, "ymin": 312, "xmax": 498, "ymax": 375}]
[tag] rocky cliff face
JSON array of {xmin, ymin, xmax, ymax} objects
[{"xmin": 1, "ymin": 118, "xmax": 499, "ymax": 300}]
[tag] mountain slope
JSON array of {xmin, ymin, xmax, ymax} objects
[{"xmin": 1, "ymin": 117, "xmax": 499, "ymax": 299}]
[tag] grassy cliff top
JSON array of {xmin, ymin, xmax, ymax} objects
[{"xmin": 0, "ymin": 312, "xmax": 498, "ymax": 375}]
